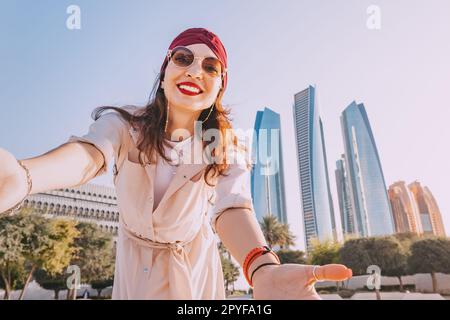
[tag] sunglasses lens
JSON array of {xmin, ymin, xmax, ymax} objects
[
  {"xmin": 171, "ymin": 48, "xmax": 194, "ymax": 67},
  {"xmin": 202, "ymin": 58, "xmax": 222, "ymax": 77}
]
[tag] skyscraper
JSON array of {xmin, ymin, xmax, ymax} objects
[
  {"xmin": 340, "ymin": 101, "xmax": 394, "ymax": 237},
  {"xmin": 408, "ymin": 181, "xmax": 446, "ymax": 237},
  {"xmin": 388, "ymin": 181, "xmax": 423, "ymax": 235},
  {"xmin": 293, "ymin": 86, "xmax": 336, "ymax": 251},
  {"xmin": 335, "ymin": 154, "xmax": 355, "ymax": 235},
  {"xmin": 251, "ymin": 107, "xmax": 287, "ymax": 224}
]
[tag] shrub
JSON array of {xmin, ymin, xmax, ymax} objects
[{"xmin": 338, "ymin": 289, "xmax": 356, "ymax": 299}]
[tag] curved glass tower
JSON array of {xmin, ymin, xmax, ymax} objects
[
  {"xmin": 251, "ymin": 107, "xmax": 287, "ymax": 224},
  {"xmin": 341, "ymin": 101, "xmax": 394, "ymax": 237},
  {"xmin": 293, "ymin": 86, "xmax": 336, "ymax": 251}
]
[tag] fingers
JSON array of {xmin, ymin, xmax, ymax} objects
[{"xmin": 315, "ymin": 264, "xmax": 352, "ymax": 281}]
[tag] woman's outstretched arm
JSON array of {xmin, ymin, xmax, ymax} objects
[
  {"xmin": 0, "ymin": 143, "xmax": 104, "ymax": 213},
  {"xmin": 1, "ymin": 109, "xmax": 131, "ymax": 214},
  {"xmin": 20, "ymin": 142, "xmax": 105, "ymax": 193},
  {"xmin": 215, "ymin": 208, "xmax": 353, "ymax": 299}
]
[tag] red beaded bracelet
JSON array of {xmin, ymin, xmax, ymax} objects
[{"xmin": 243, "ymin": 246, "xmax": 280, "ymax": 287}]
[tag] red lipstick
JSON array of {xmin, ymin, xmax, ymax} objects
[{"xmin": 177, "ymin": 82, "xmax": 203, "ymax": 96}]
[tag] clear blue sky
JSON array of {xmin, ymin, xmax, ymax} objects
[{"xmin": 1, "ymin": 0, "xmax": 449, "ymax": 250}]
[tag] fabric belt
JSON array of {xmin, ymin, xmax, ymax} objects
[{"xmin": 122, "ymin": 216, "xmax": 207, "ymax": 299}]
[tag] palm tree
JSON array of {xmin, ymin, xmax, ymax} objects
[
  {"xmin": 217, "ymin": 242, "xmax": 239, "ymax": 295},
  {"xmin": 260, "ymin": 215, "xmax": 295, "ymax": 249}
]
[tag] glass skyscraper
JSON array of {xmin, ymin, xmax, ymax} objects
[
  {"xmin": 408, "ymin": 181, "xmax": 446, "ymax": 237},
  {"xmin": 388, "ymin": 181, "xmax": 423, "ymax": 235},
  {"xmin": 251, "ymin": 107, "xmax": 287, "ymax": 224},
  {"xmin": 340, "ymin": 101, "xmax": 394, "ymax": 237},
  {"xmin": 335, "ymin": 154, "xmax": 355, "ymax": 235},
  {"xmin": 293, "ymin": 86, "xmax": 336, "ymax": 251}
]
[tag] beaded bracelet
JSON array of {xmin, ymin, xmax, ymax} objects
[
  {"xmin": 1, "ymin": 160, "xmax": 33, "ymax": 216},
  {"xmin": 243, "ymin": 246, "xmax": 280, "ymax": 287}
]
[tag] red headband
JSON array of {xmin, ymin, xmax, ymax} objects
[{"xmin": 160, "ymin": 28, "xmax": 228, "ymax": 91}]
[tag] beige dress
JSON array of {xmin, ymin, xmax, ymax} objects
[{"xmin": 67, "ymin": 107, "xmax": 254, "ymax": 299}]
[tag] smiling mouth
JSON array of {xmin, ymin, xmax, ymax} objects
[{"xmin": 177, "ymin": 84, "xmax": 203, "ymax": 96}]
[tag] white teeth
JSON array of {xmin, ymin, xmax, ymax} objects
[{"xmin": 178, "ymin": 84, "xmax": 200, "ymax": 93}]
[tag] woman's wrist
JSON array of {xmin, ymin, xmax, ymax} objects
[
  {"xmin": 2, "ymin": 160, "xmax": 32, "ymax": 216},
  {"xmin": 251, "ymin": 261, "xmax": 279, "ymax": 287},
  {"xmin": 247, "ymin": 253, "xmax": 280, "ymax": 286},
  {"xmin": 17, "ymin": 160, "xmax": 32, "ymax": 196}
]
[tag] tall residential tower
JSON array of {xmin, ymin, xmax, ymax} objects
[
  {"xmin": 388, "ymin": 181, "xmax": 423, "ymax": 235},
  {"xmin": 251, "ymin": 107, "xmax": 288, "ymax": 224},
  {"xmin": 408, "ymin": 181, "xmax": 446, "ymax": 237},
  {"xmin": 293, "ymin": 86, "xmax": 336, "ymax": 251},
  {"xmin": 340, "ymin": 101, "xmax": 394, "ymax": 237},
  {"xmin": 335, "ymin": 154, "xmax": 355, "ymax": 235}
]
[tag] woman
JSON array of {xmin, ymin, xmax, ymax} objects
[{"xmin": 0, "ymin": 28, "xmax": 352, "ymax": 299}]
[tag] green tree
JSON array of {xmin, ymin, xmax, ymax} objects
[
  {"xmin": 218, "ymin": 241, "xmax": 230, "ymax": 259},
  {"xmin": 220, "ymin": 254, "xmax": 240, "ymax": 294},
  {"xmin": 393, "ymin": 232, "xmax": 421, "ymax": 248},
  {"xmin": 69, "ymin": 222, "xmax": 115, "ymax": 299},
  {"xmin": 260, "ymin": 215, "xmax": 295, "ymax": 249},
  {"xmin": 371, "ymin": 237, "xmax": 408, "ymax": 292},
  {"xmin": 309, "ymin": 239, "xmax": 341, "ymax": 265},
  {"xmin": 218, "ymin": 242, "xmax": 240, "ymax": 294},
  {"xmin": 0, "ymin": 265, "xmax": 25, "ymax": 300},
  {"xmin": 0, "ymin": 210, "xmax": 79, "ymax": 300},
  {"xmin": 43, "ymin": 219, "xmax": 80, "ymax": 273},
  {"xmin": 340, "ymin": 237, "xmax": 409, "ymax": 299},
  {"xmin": 18, "ymin": 213, "xmax": 79, "ymax": 299},
  {"xmin": 408, "ymin": 238, "xmax": 450, "ymax": 293},
  {"xmin": 17, "ymin": 213, "xmax": 53, "ymax": 300},
  {"xmin": 340, "ymin": 238, "xmax": 377, "ymax": 298},
  {"xmin": 33, "ymin": 269, "xmax": 67, "ymax": 300},
  {"xmin": 339, "ymin": 238, "xmax": 370, "ymax": 274},
  {"xmin": 91, "ymin": 279, "xmax": 114, "ymax": 298},
  {"xmin": 0, "ymin": 213, "xmax": 29, "ymax": 299},
  {"xmin": 276, "ymin": 249, "xmax": 307, "ymax": 264}
]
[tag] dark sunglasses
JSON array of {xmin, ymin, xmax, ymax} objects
[{"xmin": 167, "ymin": 46, "xmax": 227, "ymax": 78}]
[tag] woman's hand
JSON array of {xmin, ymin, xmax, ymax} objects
[
  {"xmin": 0, "ymin": 147, "xmax": 29, "ymax": 214},
  {"xmin": 252, "ymin": 263, "xmax": 352, "ymax": 300}
]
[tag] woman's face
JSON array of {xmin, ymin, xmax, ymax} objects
[{"xmin": 161, "ymin": 43, "xmax": 223, "ymax": 113}]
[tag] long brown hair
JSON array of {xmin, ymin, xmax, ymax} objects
[{"xmin": 92, "ymin": 72, "xmax": 246, "ymax": 186}]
